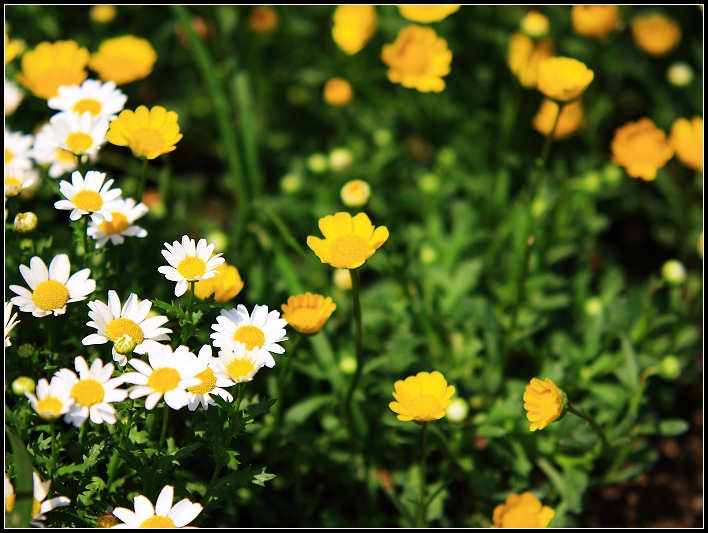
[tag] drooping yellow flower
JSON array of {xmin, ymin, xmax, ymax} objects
[
  {"xmin": 670, "ymin": 116, "xmax": 703, "ymax": 172},
  {"xmin": 89, "ymin": 35, "xmax": 157, "ymax": 84},
  {"xmin": 332, "ymin": 5, "xmax": 377, "ymax": 55},
  {"xmin": 307, "ymin": 212, "xmax": 388, "ymax": 270},
  {"xmin": 631, "ymin": 13, "xmax": 681, "ymax": 56},
  {"xmin": 397, "ymin": 5, "xmax": 460, "ymax": 23},
  {"xmin": 15, "ymin": 40, "xmax": 89, "ymax": 100},
  {"xmin": 194, "ymin": 263, "xmax": 244, "ymax": 302},
  {"xmin": 507, "ymin": 32, "xmax": 554, "ymax": 89},
  {"xmin": 571, "ymin": 5, "xmax": 621, "ymax": 39},
  {"xmin": 249, "ymin": 6, "xmax": 279, "ymax": 34},
  {"xmin": 381, "ymin": 25, "xmax": 452, "ymax": 93},
  {"xmin": 536, "ymin": 56, "xmax": 594, "ymax": 103},
  {"xmin": 323, "ymin": 77, "xmax": 354, "ymax": 107},
  {"xmin": 520, "ymin": 10, "xmax": 550, "ymax": 38},
  {"xmin": 281, "ymin": 292, "xmax": 336, "ymax": 335},
  {"xmin": 532, "ymin": 98, "xmax": 584, "ymax": 140},
  {"xmin": 523, "ymin": 377, "xmax": 567, "ymax": 432},
  {"xmin": 106, "ymin": 105, "xmax": 183, "ymax": 160},
  {"xmin": 491, "ymin": 492, "xmax": 555, "ymax": 528},
  {"xmin": 610, "ymin": 118, "xmax": 674, "ymax": 181},
  {"xmin": 389, "ymin": 371, "xmax": 455, "ymax": 422}
]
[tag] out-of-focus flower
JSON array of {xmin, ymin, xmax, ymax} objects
[
  {"xmin": 332, "ymin": 5, "xmax": 377, "ymax": 55},
  {"xmin": 15, "ymin": 40, "xmax": 89, "ymax": 99},
  {"xmin": 306, "ymin": 153, "xmax": 329, "ymax": 174},
  {"xmin": 54, "ymin": 170, "xmax": 123, "ymax": 222},
  {"xmin": 523, "ymin": 377, "xmax": 567, "ymax": 431},
  {"xmin": 571, "ymin": 5, "xmax": 621, "ymax": 39},
  {"xmin": 397, "ymin": 5, "xmax": 460, "ymax": 23},
  {"xmin": 536, "ymin": 57, "xmax": 594, "ymax": 103},
  {"xmin": 4, "ymin": 77, "xmax": 24, "ymax": 115},
  {"xmin": 333, "ymin": 268, "xmax": 352, "ymax": 290},
  {"xmin": 610, "ymin": 118, "xmax": 674, "ymax": 181},
  {"xmin": 670, "ymin": 116, "xmax": 703, "ymax": 172},
  {"xmin": 25, "ymin": 377, "xmax": 74, "ymax": 420},
  {"xmin": 89, "ymin": 35, "xmax": 157, "ymax": 84},
  {"xmin": 491, "ymin": 492, "xmax": 555, "ymax": 528},
  {"xmin": 389, "ymin": 370, "xmax": 456, "ymax": 422},
  {"xmin": 323, "ymin": 77, "xmax": 354, "ymax": 106},
  {"xmin": 5, "ymin": 31, "xmax": 26, "ymax": 64},
  {"xmin": 32, "ymin": 123, "xmax": 83, "ymax": 179},
  {"xmin": 381, "ymin": 25, "xmax": 452, "ymax": 93},
  {"xmin": 281, "ymin": 292, "xmax": 336, "ymax": 335},
  {"xmin": 194, "ymin": 262, "xmax": 244, "ymax": 302},
  {"xmin": 11, "ymin": 376, "xmax": 35, "ymax": 396},
  {"xmin": 340, "ymin": 179, "xmax": 371, "ymax": 207},
  {"xmin": 249, "ymin": 6, "xmax": 278, "ymax": 34},
  {"xmin": 48, "ymin": 79, "xmax": 127, "ymax": 121},
  {"xmin": 90, "ymin": 5, "xmax": 117, "ymax": 24},
  {"xmin": 507, "ymin": 32, "xmax": 554, "ymax": 89},
  {"xmin": 213, "ymin": 342, "xmax": 271, "ymax": 383},
  {"xmin": 329, "ymin": 147, "xmax": 354, "ymax": 172},
  {"xmin": 4, "ymin": 129, "xmax": 35, "ymax": 170},
  {"xmin": 107, "ymin": 105, "xmax": 183, "ymax": 160},
  {"xmin": 5, "ymin": 166, "xmax": 40, "ymax": 197},
  {"xmin": 111, "ymin": 485, "xmax": 202, "ymax": 528},
  {"xmin": 445, "ymin": 397, "xmax": 469, "ymax": 422},
  {"xmin": 87, "ymin": 197, "xmax": 149, "ymax": 248},
  {"xmin": 631, "ymin": 13, "xmax": 681, "ymax": 56},
  {"xmin": 158, "ymin": 235, "xmax": 225, "ymax": 297},
  {"xmin": 45, "ymin": 110, "xmax": 110, "ymax": 157},
  {"xmin": 661, "ymin": 259, "xmax": 687, "ymax": 286},
  {"xmin": 532, "ymin": 98, "xmax": 584, "ymax": 140},
  {"xmin": 14, "ymin": 212, "xmax": 38, "ymax": 233},
  {"xmin": 520, "ymin": 10, "xmax": 550, "ymax": 38},
  {"xmin": 5, "ymin": 302, "xmax": 20, "ymax": 347},
  {"xmin": 666, "ymin": 61, "xmax": 694, "ymax": 87}
]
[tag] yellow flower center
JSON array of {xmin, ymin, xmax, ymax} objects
[
  {"xmin": 5, "ymin": 493, "xmax": 16, "ymax": 513},
  {"xmin": 105, "ymin": 317, "xmax": 145, "ymax": 344},
  {"xmin": 147, "ymin": 367, "xmax": 180, "ymax": 393},
  {"xmin": 233, "ymin": 325, "xmax": 265, "ymax": 350},
  {"xmin": 176, "ymin": 257, "xmax": 207, "ymax": 280},
  {"xmin": 72, "ymin": 189, "xmax": 104, "ymax": 211},
  {"xmin": 71, "ymin": 379, "xmax": 105, "ymax": 407},
  {"xmin": 187, "ymin": 367, "xmax": 217, "ymax": 394},
  {"xmin": 36, "ymin": 396, "xmax": 64, "ymax": 418},
  {"xmin": 397, "ymin": 42, "xmax": 429, "ymax": 76},
  {"xmin": 32, "ymin": 280, "xmax": 70, "ymax": 311},
  {"xmin": 99, "ymin": 212, "xmax": 130, "ymax": 235},
  {"xmin": 409, "ymin": 395, "xmax": 441, "ymax": 421},
  {"xmin": 32, "ymin": 498, "xmax": 41, "ymax": 518},
  {"xmin": 72, "ymin": 98, "xmax": 102, "ymax": 116},
  {"xmin": 57, "ymin": 148, "xmax": 77, "ymax": 164},
  {"xmin": 5, "ymin": 147, "xmax": 13, "ymax": 164},
  {"xmin": 226, "ymin": 358, "xmax": 256, "ymax": 380},
  {"xmin": 131, "ymin": 128, "xmax": 166, "ymax": 158},
  {"xmin": 66, "ymin": 132, "xmax": 94, "ymax": 154},
  {"xmin": 5, "ymin": 177, "xmax": 22, "ymax": 196},
  {"xmin": 139, "ymin": 516, "xmax": 176, "ymax": 528},
  {"xmin": 329, "ymin": 235, "xmax": 370, "ymax": 268}
]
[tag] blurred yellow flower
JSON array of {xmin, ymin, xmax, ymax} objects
[
  {"xmin": 307, "ymin": 212, "xmax": 389, "ymax": 269},
  {"xmin": 89, "ymin": 35, "xmax": 157, "ymax": 84},
  {"xmin": 507, "ymin": 32, "xmax": 553, "ymax": 89},
  {"xmin": 397, "ymin": 5, "xmax": 460, "ymax": 23},
  {"xmin": 571, "ymin": 5, "xmax": 621, "ymax": 39},
  {"xmin": 523, "ymin": 377, "xmax": 567, "ymax": 432},
  {"xmin": 520, "ymin": 10, "xmax": 549, "ymax": 38},
  {"xmin": 194, "ymin": 263, "xmax": 244, "ymax": 302},
  {"xmin": 491, "ymin": 492, "xmax": 555, "ymax": 528},
  {"xmin": 15, "ymin": 40, "xmax": 89, "ymax": 100},
  {"xmin": 670, "ymin": 116, "xmax": 703, "ymax": 172},
  {"xmin": 249, "ymin": 6, "xmax": 278, "ymax": 34},
  {"xmin": 5, "ymin": 31, "xmax": 26, "ymax": 64},
  {"xmin": 323, "ymin": 77, "xmax": 354, "ymax": 107},
  {"xmin": 389, "ymin": 371, "xmax": 455, "ymax": 422},
  {"xmin": 332, "ymin": 5, "xmax": 377, "ymax": 55},
  {"xmin": 333, "ymin": 268, "xmax": 352, "ymax": 290},
  {"xmin": 90, "ymin": 5, "xmax": 117, "ymax": 24},
  {"xmin": 381, "ymin": 25, "xmax": 452, "ymax": 93},
  {"xmin": 610, "ymin": 118, "xmax": 674, "ymax": 181},
  {"xmin": 536, "ymin": 56, "xmax": 594, "ymax": 103},
  {"xmin": 340, "ymin": 179, "xmax": 371, "ymax": 207},
  {"xmin": 106, "ymin": 105, "xmax": 183, "ymax": 160},
  {"xmin": 532, "ymin": 98, "xmax": 584, "ymax": 140},
  {"xmin": 631, "ymin": 13, "xmax": 681, "ymax": 56},
  {"xmin": 281, "ymin": 292, "xmax": 336, "ymax": 335}
]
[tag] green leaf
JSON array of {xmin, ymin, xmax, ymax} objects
[
  {"xmin": 151, "ymin": 298, "xmax": 180, "ymax": 315},
  {"xmin": 284, "ymin": 395, "xmax": 333, "ymax": 427},
  {"xmin": 6, "ymin": 426, "xmax": 33, "ymax": 528},
  {"xmin": 252, "ymin": 467, "xmax": 276, "ymax": 487},
  {"xmin": 245, "ymin": 397, "xmax": 277, "ymax": 421}
]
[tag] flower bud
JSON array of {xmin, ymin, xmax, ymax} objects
[
  {"xmin": 306, "ymin": 153, "xmax": 329, "ymax": 174},
  {"xmin": 114, "ymin": 334, "xmax": 137, "ymax": 356},
  {"xmin": 339, "ymin": 354, "xmax": 357, "ymax": 375},
  {"xmin": 329, "ymin": 148, "xmax": 354, "ymax": 172},
  {"xmin": 445, "ymin": 397, "xmax": 469, "ymax": 422},
  {"xmin": 418, "ymin": 173, "xmax": 440, "ymax": 194},
  {"xmin": 333, "ymin": 268, "xmax": 352, "ymax": 290},
  {"xmin": 280, "ymin": 173, "xmax": 303, "ymax": 194},
  {"xmin": 657, "ymin": 355, "xmax": 681, "ymax": 380},
  {"xmin": 520, "ymin": 10, "xmax": 550, "ymax": 38},
  {"xmin": 17, "ymin": 343, "xmax": 35, "ymax": 359},
  {"xmin": 584, "ymin": 298, "xmax": 603, "ymax": 316},
  {"xmin": 14, "ymin": 212, "xmax": 38, "ymax": 232},
  {"xmin": 340, "ymin": 179, "xmax": 370, "ymax": 207},
  {"xmin": 11, "ymin": 376, "xmax": 36, "ymax": 396},
  {"xmin": 662, "ymin": 259, "xmax": 687, "ymax": 286},
  {"xmin": 667, "ymin": 61, "xmax": 694, "ymax": 87}
]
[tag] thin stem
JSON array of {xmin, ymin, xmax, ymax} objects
[
  {"xmin": 273, "ymin": 334, "xmax": 301, "ymax": 440},
  {"xmin": 181, "ymin": 281, "xmax": 196, "ymax": 345},
  {"xmin": 415, "ymin": 422, "xmax": 429, "ymax": 528},
  {"xmin": 568, "ymin": 404, "xmax": 609, "ymax": 456},
  {"xmin": 48, "ymin": 421, "xmax": 58, "ymax": 479},
  {"xmin": 158, "ymin": 403, "xmax": 169, "ymax": 449},
  {"xmin": 135, "ymin": 157, "xmax": 149, "ymax": 203},
  {"xmin": 82, "ymin": 215, "xmax": 90, "ymax": 268},
  {"xmin": 503, "ymin": 234, "xmax": 535, "ymax": 356},
  {"xmin": 343, "ymin": 268, "xmax": 364, "ymax": 444}
]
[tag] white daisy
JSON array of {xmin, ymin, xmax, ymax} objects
[
  {"xmin": 4, "ymin": 76, "xmax": 24, "ymax": 116},
  {"xmin": 54, "ymin": 169, "xmax": 123, "ymax": 222},
  {"xmin": 212, "ymin": 342, "xmax": 271, "ymax": 383},
  {"xmin": 9, "ymin": 254, "xmax": 96, "ymax": 318},
  {"xmin": 87, "ymin": 197, "xmax": 148, "ymax": 248},
  {"xmin": 82, "ymin": 290, "xmax": 172, "ymax": 367},
  {"xmin": 46, "ymin": 110, "xmax": 109, "ymax": 157},
  {"xmin": 28, "ymin": 471, "xmax": 72, "ymax": 527},
  {"xmin": 185, "ymin": 345, "xmax": 235, "ymax": 411},
  {"xmin": 111, "ymin": 485, "xmax": 203, "ymax": 529},
  {"xmin": 5, "ymin": 301, "xmax": 20, "ymax": 347},
  {"xmin": 5, "ymin": 164, "xmax": 41, "ymax": 197},
  {"xmin": 121, "ymin": 344, "xmax": 204, "ymax": 411},
  {"xmin": 32, "ymin": 122, "xmax": 85, "ymax": 179},
  {"xmin": 157, "ymin": 235, "xmax": 225, "ymax": 297},
  {"xmin": 210, "ymin": 304, "xmax": 288, "ymax": 368},
  {"xmin": 4, "ymin": 128, "xmax": 34, "ymax": 170},
  {"xmin": 52, "ymin": 355, "xmax": 128, "ymax": 427},
  {"xmin": 25, "ymin": 377, "xmax": 75, "ymax": 420},
  {"xmin": 47, "ymin": 79, "xmax": 127, "ymax": 122}
]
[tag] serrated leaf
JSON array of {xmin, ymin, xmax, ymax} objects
[
  {"xmin": 245, "ymin": 397, "xmax": 277, "ymax": 420},
  {"xmin": 151, "ymin": 298, "xmax": 179, "ymax": 315},
  {"xmin": 252, "ymin": 467, "xmax": 276, "ymax": 487},
  {"xmin": 154, "ymin": 441, "xmax": 202, "ymax": 473}
]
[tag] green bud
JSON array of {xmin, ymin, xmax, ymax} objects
[
  {"xmin": 418, "ymin": 173, "xmax": 439, "ymax": 194},
  {"xmin": 17, "ymin": 343, "xmax": 36, "ymax": 359},
  {"xmin": 657, "ymin": 355, "xmax": 681, "ymax": 380},
  {"xmin": 662, "ymin": 259, "xmax": 687, "ymax": 286},
  {"xmin": 306, "ymin": 153, "xmax": 329, "ymax": 174},
  {"xmin": 373, "ymin": 128, "xmax": 392, "ymax": 147},
  {"xmin": 11, "ymin": 376, "xmax": 36, "ymax": 396},
  {"xmin": 445, "ymin": 397, "xmax": 469, "ymax": 422},
  {"xmin": 280, "ymin": 173, "xmax": 303, "ymax": 194},
  {"xmin": 585, "ymin": 298, "xmax": 603, "ymax": 316},
  {"xmin": 114, "ymin": 334, "xmax": 137, "ymax": 356},
  {"xmin": 328, "ymin": 148, "xmax": 354, "ymax": 172},
  {"xmin": 339, "ymin": 355, "xmax": 357, "ymax": 375},
  {"xmin": 14, "ymin": 212, "xmax": 38, "ymax": 233},
  {"xmin": 419, "ymin": 243, "xmax": 437, "ymax": 265}
]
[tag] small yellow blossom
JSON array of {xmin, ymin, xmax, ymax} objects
[
  {"xmin": 90, "ymin": 5, "xmax": 117, "ymax": 24},
  {"xmin": 281, "ymin": 292, "xmax": 336, "ymax": 335},
  {"xmin": 491, "ymin": 492, "xmax": 555, "ymax": 528},
  {"xmin": 194, "ymin": 263, "xmax": 244, "ymax": 302},
  {"xmin": 507, "ymin": 33, "xmax": 554, "ymax": 89},
  {"xmin": 16, "ymin": 40, "xmax": 89, "ymax": 100},
  {"xmin": 323, "ymin": 77, "xmax": 354, "ymax": 107},
  {"xmin": 332, "ymin": 5, "xmax": 377, "ymax": 55},
  {"xmin": 571, "ymin": 5, "xmax": 621, "ymax": 39},
  {"xmin": 536, "ymin": 56, "xmax": 594, "ymax": 103},
  {"xmin": 5, "ymin": 31, "xmax": 26, "ymax": 64},
  {"xmin": 631, "ymin": 13, "xmax": 681, "ymax": 56},
  {"xmin": 341, "ymin": 179, "xmax": 371, "ymax": 207},
  {"xmin": 89, "ymin": 35, "xmax": 157, "ymax": 84},
  {"xmin": 333, "ymin": 268, "xmax": 352, "ymax": 290},
  {"xmin": 106, "ymin": 105, "xmax": 183, "ymax": 160},
  {"xmin": 249, "ymin": 6, "xmax": 278, "ymax": 34},
  {"xmin": 523, "ymin": 377, "xmax": 567, "ymax": 432},
  {"xmin": 389, "ymin": 371, "xmax": 455, "ymax": 422},
  {"xmin": 532, "ymin": 98, "xmax": 584, "ymax": 140},
  {"xmin": 397, "ymin": 5, "xmax": 460, "ymax": 23},
  {"xmin": 610, "ymin": 118, "xmax": 674, "ymax": 181},
  {"xmin": 520, "ymin": 10, "xmax": 550, "ymax": 38},
  {"xmin": 670, "ymin": 116, "xmax": 703, "ymax": 172}
]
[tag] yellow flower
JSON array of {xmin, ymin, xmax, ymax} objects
[
  {"xmin": 610, "ymin": 118, "xmax": 674, "ymax": 181},
  {"xmin": 281, "ymin": 292, "xmax": 336, "ymax": 335},
  {"xmin": 89, "ymin": 35, "xmax": 157, "ymax": 84},
  {"xmin": 90, "ymin": 5, "xmax": 117, "ymax": 24},
  {"xmin": 536, "ymin": 57, "xmax": 594, "ymax": 103},
  {"xmin": 15, "ymin": 40, "xmax": 89, "ymax": 100},
  {"xmin": 491, "ymin": 492, "xmax": 555, "ymax": 528},
  {"xmin": 670, "ymin": 116, "xmax": 703, "ymax": 172},
  {"xmin": 523, "ymin": 377, "xmax": 567, "ymax": 431},
  {"xmin": 631, "ymin": 13, "xmax": 681, "ymax": 56},
  {"xmin": 381, "ymin": 25, "xmax": 452, "ymax": 93},
  {"xmin": 340, "ymin": 179, "xmax": 371, "ymax": 207},
  {"xmin": 5, "ymin": 31, "xmax": 26, "ymax": 64},
  {"xmin": 106, "ymin": 105, "xmax": 183, "ymax": 160},
  {"xmin": 397, "ymin": 5, "xmax": 460, "ymax": 23},
  {"xmin": 507, "ymin": 33, "xmax": 554, "ymax": 89},
  {"xmin": 520, "ymin": 10, "xmax": 550, "ymax": 39},
  {"xmin": 389, "ymin": 371, "xmax": 455, "ymax": 422},
  {"xmin": 323, "ymin": 77, "xmax": 354, "ymax": 107},
  {"xmin": 307, "ymin": 212, "xmax": 389, "ymax": 269},
  {"xmin": 532, "ymin": 98, "xmax": 584, "ymax": 140},
  {"xmin": 571, "ymin": 5, "xmax": 621, "ymax": 39},
  {"xmin": 249, "ymin": 6, "xmax": 279, "ymax": 34},
  {"xmin": 332, "ymin": 5, "xmax": 377, "ymax": 55},
  {"xmin": 194, "ymin": 263, "xmax": 244, "ymax": 302}
]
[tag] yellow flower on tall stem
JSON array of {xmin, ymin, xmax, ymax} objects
[
  {"xmin": 332, "ymin": 5, "xmax": 377, "ymax": 55},
  {"xmin": 507, "ymin": 32, "xmax": 554, "ymax": 89},
  {"xmin": 610, "ymin": 118, "xmax": 674, "ymax": 181},
  {"xmin": 523, "ymin": 377, "xmax": 567, "ymax": 431},
  {"xmin": 670, "ymin": 116, "xmax": 703, "ymax": 172},
  {"xmin": 397, "ymin": 5, "xmax": 460, "ymax": 23},
  {"xmin": 89, "ymin": 35, "xmax": 157, "ymax": 84},
  {"xmin": 15, "ymin": 40, "xmax": 89, "ymax": 100},
  {"xmin": 536, "ymin": 56, "xmax": 594, "ymax": 104},
  {"xmin": 281, "ymin": 292, "xmax": 336, "ymax": 335},
  {"xmin": 491, "ymin": 492, "xmax": 555, "ymax": 528},
  {"xmin": 532, "ymin": 98, "xmax": 584, "ymax": 140},
  {"xmin": 631, "ymin": 13, "xmax": 681, "ymax": 57}
]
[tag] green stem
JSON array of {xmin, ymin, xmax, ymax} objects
[
  {"xmin": 343, "ymin": 268, "xmax": 364, "ymax": 444},
  {"xmin": 273, "ymin": 335, "xmax": 301, "ymax": 440},
  {"xmin": 181, "ymin": 281, "xmax": 196, "ymax": 345},
  {"xmin": 568, "ymin": 404, "xmax": 609, "ymax": 456},
  {"xmin": 135, "ymin": 157, "xmax": 149, "ymax": 203},
  {"xmin": 82, "ymin": 215, "xmax": 90, "ymax": 268},
  {"xmin": 503, "ymin": 234, "xmax": 534, "ymax": 356},
  {"xmin": 415, "ymin": 422, "xmax": 429, "ymax": 528},
  {"xmin": 48, "ymin": 421, "xmax": 58, "ymax": 479},
  {"xmin": 158, "ymin": 403, "xmax": 169, "ymax": 449}
]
